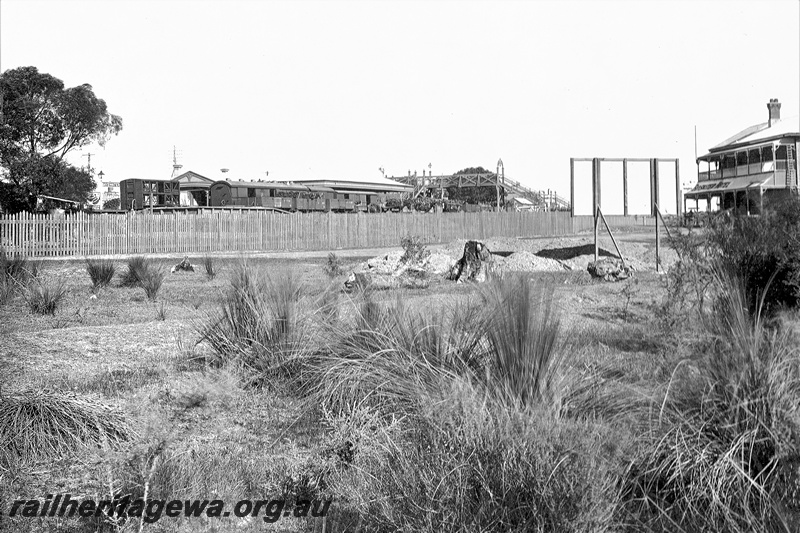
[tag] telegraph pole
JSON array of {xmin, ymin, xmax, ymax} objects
[{"xmin": 82, "ymin": 153, "xmax": 94, "ymax": 174}]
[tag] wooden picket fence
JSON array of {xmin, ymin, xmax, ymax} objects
[{"xmin": 0, "ymin": 210, "xmax": 655, "ymax": 258}]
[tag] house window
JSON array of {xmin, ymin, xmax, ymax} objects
[
  {"xmin": 248, "ymin": 188, "xmax": 256, "ymax": 198},
  {"xmin": 736, "ymin": 151, "xmax": 748, "ymax": 166},
  {"xmin": 344, "ymin": 194, "xmax": 350, "ymax": 200}
]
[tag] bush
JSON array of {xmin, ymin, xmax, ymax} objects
[
  {"xmin": 85, "ymin": 258, "xmax": 115, "ymax": 291},
  {"xmin": 120, "ymin": 255, "xmax": 150, "ymax": 288},
  {"xmin": 323, "ymin": 252, "xmax": 344, "ymax": 278},
  {"xmin": 24, "ymin": 277, "xmax": 68, "ymax": 315},
  {"xmin": 400, "ymin": 235, "xmax": 430, "ymax": 265},
  {"xmin": 707, "ymin": 194, "xmax": 800, "ymax": 318}
]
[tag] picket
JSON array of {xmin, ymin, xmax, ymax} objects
[{"xmin": 0, "ymin": 210, "xmax": 655, "ymax": 258}]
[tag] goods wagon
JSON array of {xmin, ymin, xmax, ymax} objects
[{"xmin": 120, "ymin": 179, "xmax": 181, "ymax": 210}]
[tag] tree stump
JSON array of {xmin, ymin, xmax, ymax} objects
[
  {"xmin": 448, "ymin": 241, "xmax": 493, "ymax": 283},
  {"xmin": 170, "ymin": 256, "xmax": 194, "ymax": 274}
]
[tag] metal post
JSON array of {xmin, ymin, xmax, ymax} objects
[
  {"xmin": 655, "ymin": 204, "xmax": 660, "ymax": 272},
  {"xmin": 675, "ymin": 159, "xmax": 681, "ymax": 218},
  {"xmin": 649, "ymin": 159, "xmax": 657, "ymax": 217},
  {"xmin": 623, "ymin": 158, "xmax": 629, "ymax": 216},
  {"xmin": 593, "ymin": 158, "xmax": 600, "ymax": 262},
  {"xmin": 570, "ymin": 158, "xmax": 575, "ymax": 217}
]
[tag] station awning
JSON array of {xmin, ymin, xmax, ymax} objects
[{"xmin": 685, "ymin": 176, "xmax": 768, "ymax": 196}]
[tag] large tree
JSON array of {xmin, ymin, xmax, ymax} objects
[{"xmin": 0, "ymin": 66, "xmax": 122, "ymax": 212}]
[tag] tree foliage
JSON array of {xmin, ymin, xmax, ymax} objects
[{"xmin": 0, "ymin": 66, "xmax": 122, "ymax": 213}]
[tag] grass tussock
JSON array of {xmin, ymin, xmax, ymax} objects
[
  {"xmin": 23, "ymin": 276, "xmax": 68, "ymax": 315},
  {"xmin": 141, "ymin": 267, "xmax": 165, "ymax": 301},
  {"xmin": 199, "ymin": 262, "xmax": 312, "ymax": 385},
  {"xmin": 85, "ymin": 257, "xmax": 115, "ymax": 291},
  {"xmin": 300, "ymin": 274, "xmax": 634, "ymax": 532},
  {"xmin": 0, "ymin": 389, "xmax": 132, "ymax": 467},
  {"xmin": 625, "ymin": 267, "xmax": 800, "ymax": 531},
  {"xmin": 119, "ymin": 255, "xmax": 150, "ymax": 288},
  {"xmin": 0, "ymin": 250, "xmax": 39, "ymax": 304}
]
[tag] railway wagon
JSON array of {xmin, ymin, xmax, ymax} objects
[
  {"xmin": 209, "ymin": 180, "xmax": 358, "ymax": 212},
  {"xmin": 120, "ymin": 179, "xmax": 181, "ymax": 210}
]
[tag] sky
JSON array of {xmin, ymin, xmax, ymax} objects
[{"xmin": 2, "ymin": 0, "xmax": 799, "ymax": 215}]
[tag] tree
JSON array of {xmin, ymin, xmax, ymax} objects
[
  {"xmin": 0, "ymin": 66, "xmax": 122, "ymax": 213},
  {"xmin": 447, "ymin": 166, "xmax": 504, "ymax": 204}
]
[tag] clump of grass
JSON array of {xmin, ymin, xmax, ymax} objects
[
  {"xmin": 24, "ymin": 277, "xmax": 68, "ymax": 315},
  {"xmin": 0, "ymin": 250, "xmax": 39, "ymax": 303},
  {"xmin": 0, "ymin": 389, "xmax": 132, "ymax": 467},
  {"xmin": 141, "ymin": 267, "xmax": 165, "ymax": 301},
  {"xmin": 85, "ymin": 257, "xmax": 115, "ymax": 291},
  {"xmin": 203, "ymin": 255, "xmax": 217, "ymax": 280},
  {"xmin": 624, "ymin": 267, "xmax": 800, "ymax": 530},
  {"xmin": 155, "ymin": 302, "xmax": 167, "ymax": 321},
  {"xmin": 120, "ymin": 255, "xmax": 150, "ymax": 287},
  {"xmin": 304, "ymin": 275, "xmax": 628, "ymax": 531},
  {"xmin": 199, "ymin": 262, "xmax": 311, "ymax": 384},
  {"xmin": 324, "ymin": 252, "xmax": 344, "ymax": 278}
]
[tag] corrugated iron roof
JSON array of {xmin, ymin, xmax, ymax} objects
[{"xmin": 707, "ymin": 116, "xmax": 800, "ymax": 154}]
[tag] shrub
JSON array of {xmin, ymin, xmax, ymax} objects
[
  {"xmin": 120, "ymin": 255, "xmax": 150, "ymax": 287},
  {"xmin": 323, "ymin": 252, "xmax": 344, "ymax": 278},
  {"xmin": 202, "ymin": 255, "xmax": 217, "ymax": 280},
  {"xmin": 140, "ymin": 267, "xmax": 165, "ymax": 301},
  {"xmin": 707, "ymin": 194, "xmax": 800, "ymax": 318},
  {"xmin": 85, "ymin": 258, "xmax": 115, "ymax": 290},
  {"xmin": 0, "ymin": 389, "xmax": 131, "ymax": 467},
  {"xmin": 24, "ymin": 277, "xmax": 68, "ymax": 315},
  {"xmin": 400, "ymin": 235, "xmax": 430, "ymax": 265}
]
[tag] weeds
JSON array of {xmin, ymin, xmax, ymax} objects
[
  {"xmin": 155, "ymin": 302, "xmax": 167, "ymax": 321},
  {"xmin": 400, "ymin": 234, "xmax": 430, "ymax": 264},
  {"xmin": 202, "ymin": 255, "xmax": 217, "ymax": 280},
  {"xmin": 324, "ymin": 252, "xmax": 344, "ymax": 278},
  {"xmin": 85, "ymin": 258, "xmax": 115, "ymax": 291}
]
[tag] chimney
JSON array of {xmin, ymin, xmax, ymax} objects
[{"xmin": 767, "ymin": 98, "xmax": 781, "ymax": 126}]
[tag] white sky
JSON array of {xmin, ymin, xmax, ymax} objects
[{"xmin": 2, "ymin": 0, "xmax": 799, "ymax": 214}]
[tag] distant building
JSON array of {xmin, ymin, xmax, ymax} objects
[
  {"xmin": 685, "ymin": 99, "xmax": 799, "ymax": 214},
  {"xmin": 171, "ymin": 170, "xmax": 214, "ymax": 206},
  {"xmin": 507, "ymin": 196, "xmax": 536, "ymax": 212}
]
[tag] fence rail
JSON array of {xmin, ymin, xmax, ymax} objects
[{"xmin": 0, "ymin": 211, "xmax": 655, "ymax": 258}]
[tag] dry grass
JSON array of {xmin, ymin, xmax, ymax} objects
[{"xmin": 0, "ymin": 389, "xmax": 132, "ymax": 468}]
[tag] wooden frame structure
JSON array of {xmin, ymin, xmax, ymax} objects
[{"xmin": 570, "ymin": 157, "xmax": 680, "ymax": 271}]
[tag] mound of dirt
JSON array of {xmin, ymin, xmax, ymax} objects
[{"xmin": 499, "ymin": 251, "xmax": 567, "ymax": 272}]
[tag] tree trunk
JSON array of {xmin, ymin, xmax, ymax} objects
[{"xmin": 449, "ymin": 241, "xmax": 493, "ymax": 282}]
